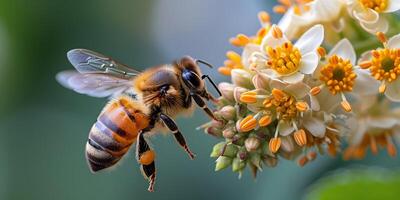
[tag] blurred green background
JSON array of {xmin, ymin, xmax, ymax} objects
[{"xmin": 0, "ymin": 0, "xmax": 399, "ymax": 200}]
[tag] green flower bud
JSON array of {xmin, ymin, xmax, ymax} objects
[
  {"xmin": 215, "ymin": 156, "xmax": 232, "ymax": 171},
  {"xmin": 222, "ymin": 144, "xmax": 238, "ymax": 158},
  {"xmin": 205, "ymin": 127, "xmax": 222, "ymax": 137},
  {"xmin": 232, "ymin": 157, "xmax": 246, "ymax": 172},
  {"xmin": 232, "ymin": 134, "xmax": 245, "ymax": 146},
  {"xmin": 250, "ymin": 153, "xmax": 262, "ymax": 171},
  {"xmin": 210, "ymin": 142, "xmax": 226, "ymax": 158}
]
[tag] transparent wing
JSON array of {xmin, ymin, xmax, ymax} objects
[
  {"xmin": 67, "ymin": 49, "xmax": 141, "ymax": 78},
  {"xmin": 56, "ymin": 70, "xmax": 132, "ymax": 98}
]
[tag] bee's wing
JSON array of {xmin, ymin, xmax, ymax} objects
[
  {"xmin": 67, "ymin": 49, "xmax": 141, "ymax": 78},
  {"xmin": 56, "ymin": 70, "xmax": 132, "ymax": 98}
]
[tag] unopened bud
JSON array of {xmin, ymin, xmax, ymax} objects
[
  {"xmin": 263, "ymin": 156, "xmax": 278, "ymax": 167},
  {"xmin": 215, "ymin": 156, "xmax": 233, "ymax": 171},
  {"xmin": 222, "ymin": 128, "xmax": 235, "ymax": 139},
  {"xmin": 222, "ymin": 144, "xmax": 239, "ymax": 158},
  {"xmin": 210, "ymin": 142, "xmax": 226, "ymax": 158},
  {"xmin": 231, "ymin": 69, "xmax": 252, "ymax": 88},
  {"xmin": 234, "ymin": 87, "xmax": 249, "ymax": 103},
  {"xmin": 219, "ymin": 105, "xmax": 236, "ymax": 120},
  {"xmin": 245, "ymin": 137, "xmax": 261, "ymax": 152},
  {"xmin": 252, "ymin": 73, "xmax": 270, "ymax": 90},
  {"xmin": 232, "ymin": 157, "xmax": 246, "ymax": 172},
  {"xmin": 218, "ymin": 82, "xmax": 235, "ymax": 101}
]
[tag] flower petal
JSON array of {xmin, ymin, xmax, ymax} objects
[
  {"xmin": 261, "ymin": 25, "xmax": 289, "ymax": 53},
  {"xmin": 360, "ymin": 16, "xmax": 389, "ymax": 34},
  {"xmin": 368, "ymin": 116, "xmax": 398, "ymax": 129},
  {"xmin": 309, "ymin": 94, "xmax": 320, "ymax": 111},
  {"xmin": 385, "ymin": 78, "xmax": 400, "ymax": 102},
  {"xmin": 281, "ymin": 72, "xmax": 304, "ymax": 84},
  {"xmin": 328, "ymin": 39, "xmax": 356, "ymax": 65},
  {"xmin": 388, "ymin": 33, "xmax": 400, "ymax": 49},
  {"xmin": 294, "ymin": 24, "xmax": 324, "ymax": 55},
  {"xmin": 299, "ymin": 52, "xmax": 319, "ymax": 74},
  {"xmin": 352, "ymin": 68, "xmax": 380, "ymax": 95},
  {"xmin": 279, "ymin": 121, "xmax": 295, "ymax": 136},
  {"xmin": 347, "ymin": 117, "xmax": 367, "ymax": 145},
  {"xmin": 303, "ymin": 115, "xmax": 326, "ymax": 138},
  {"xmin": 352, "ymin": 7, "xmax": 379, "ymax": 24},
  {"xmin": 285, "ymin": 82, "xmax": 310, "ymax": 99},
  {"xmin": 385, "ymin": 0, "xmax": 400, "ymax": 12},
  {"xmin": 358, "ymin": 50, "xmax": 372, "ymax": 64},
  {"xmin": 242, "ymin": 44, "xmax": 261, "ymax": 68}
]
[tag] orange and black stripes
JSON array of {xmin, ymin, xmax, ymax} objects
[{"xmin": 86, "ymin": 96, "xmax": 149, "ymax": 172}]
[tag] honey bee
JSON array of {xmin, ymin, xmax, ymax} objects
[{"xmin": 56, "ymin": 49, "xmax": 221, "ymax": 192}]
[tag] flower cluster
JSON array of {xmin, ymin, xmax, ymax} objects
[{"xmin": 201, "ymin": 1, "xmax": 400, "ymax": 177}]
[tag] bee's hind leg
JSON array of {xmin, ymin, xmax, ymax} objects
[
  {"xmin": 160, "ymin": 113, "xmax": 196, "ymax": 159},
  {"xmin": 136, "ymin": 131, "xmax": 156, "ymax": 192}
]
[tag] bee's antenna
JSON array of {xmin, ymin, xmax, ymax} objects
[
  {"xmin": 196, "ymin": 59, "xmax": 213, "ymax": 68},
  {"xmin": 202, "ymin": 74, "xmax": 222, "ymax": 96}
]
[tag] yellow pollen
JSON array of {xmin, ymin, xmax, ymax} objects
[
  {"xmin": 367, "ymin": 49, "xmax": 400, "ymax": 83},
  {"xmin": 258, "ymin": 11, "xmax": 270, "ymax": 24},
  {"xmin": 294, "ymin": 129, "xmax": 307, "ymax": 146},
  {"xmin": 266, "ymin": 42, "xmax": 302, "ymax": 75},
  {"xmin": 319, "ymin": 55, "xmax": 356, "ymax": 95},
  {"xmin": 358, "ymin": 0, "xmax": 388, "ymax": 12},
  {"xmin": 259, "ymin": 115, "xmax": 272, "ymax": 127},
  {"xmin": 274, "ymin": 0, "xmax": 314, "ymax": 15},
  {"xmin": 269, "ymin": 137, "xmax": 281, "ymax": 153},
  {"xmin": 272, "ymin": 26, "xmax": 283, "ymax": 39},
  {"xmin": 376, "ymin": 32, "xmax": 388, "ymax": 44},
  {"xmin": 239, "ymin": 115, "xmax": 257, "ymax": 132},
  {"xmin": 264, "ymin": 89, "xmax": 299, "ymax": 121},
  {"xmin": 317, "ymin": 46, "xmax": 327, "ymax": 58}
]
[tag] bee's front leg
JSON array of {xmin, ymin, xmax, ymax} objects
[
  {"xmin": 191, "ymin": 93, "xmax": 218, "ymax": 120},
  {"xmin": 136, "ymin": 131, "xmax": 156, "ymax": 192},
  {"xmin": 160, "ymin": 113, "xmax": 195, "ymax": 159}
]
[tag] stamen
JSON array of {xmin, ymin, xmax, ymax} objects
[
  {"xmin": 266, "ymin": 41, "xmax": 302, "ymax": 75},
  {"xmin": 317, "ymin": 46, "xmax": 326, "ymax": 58},
  {"xmin": 320, "ymin": 55, "xmax": 356, "ymax": 95},
  {"xmin": 269, "ymin": 137, "xmax": 281, "ymax": 153},
  {"xmin": 379, "ymin": 81, "xmax": 386, "ymax": 93},
  {"xmin": 340, "ymin": 93, "xmax": 352, "ymax": 112},
  {"xmin": 376, "ymin": 32, "xmax": 387, "ymax": 44},
  {"xmin": 259, "ymin": 115, "xmax": 272, "ymax": 127},
  {"xmin": 273, "ymin": 5, "xmax": 287, "ymax": 14},
  {"xmin": 359, "ymin": 0, "xmax": 388, "ymax": 12},
  {"xmin": 240, "ymin": 91, "xmax": 258, "ymax": 103},
  {"xmin": 295, "ymin": 102, "xmax": 308, "ymax": 112},
  {"xmin": 272, "ymin": 26, "xmax": 283, "ymax": 39},
  {"xmin": 239, "ymin": 115, "xmax": 257, "ymax": 132},
  {"xmin": 310, "ymin": 86, "xmax": 322, "ymax": 96},
  {"xmin": 298, "ymin": 156, "xmax": 308, "ymax": 167},
  {"xmin": 370, "ymin": 136, "xmax": 378, "ymax": 155},
  {"xmin": 226, "ymin": 51, "xmax": 242, "ymax": 64},
  {"xmin": 218, "ymin": 67, "xmax": 232, "ymax": 76},
  {"xmin": 293, "ymin": 129, "xmax": 307, "ymax": 146},
  {"xmin": 258, "ymin": 11, "xmax": 270, "ymax": 24}
]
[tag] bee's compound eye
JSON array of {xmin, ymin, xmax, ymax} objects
[{"xmin": 182, "ymin": 70, "xmax": 201, "ymax": 89}]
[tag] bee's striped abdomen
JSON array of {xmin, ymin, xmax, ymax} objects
[{"xmin": 86, "ymin": 96, "xmax": 149, "ymax": 172}]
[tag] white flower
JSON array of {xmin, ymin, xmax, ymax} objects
[
  {"xmin": 278, "ymin": 0, "xmax": 345, "ymax": 40},
  {"xmin": 250, "ymin": 24, "xmax": 324, "ymax": 84},
  {"xmin": 345, "ymin": 0, "xmax": 400, "ymax": 33},
  {"xmin": 358, "ymin": 33, "xmax": 400, "ymax": 102},
  {"xmin": 311, "ymin": 38, "xmax": 380, "ymax": 112},
  {"xmin": 344, "ymin": 95, "xmax": 400, "ymax": 159}
]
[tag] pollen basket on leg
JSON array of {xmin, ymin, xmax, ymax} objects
[
  {"xmin": 319, "ymin": 55, "xmax": 356, "ymax": 95},
  {"xmin": 266, "ymin": 42, "xmax": 302, "ymax": 75}
]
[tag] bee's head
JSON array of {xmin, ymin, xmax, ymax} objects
[{"xmin": 177, "ymin": 56, "xmax": 221, "ymax": 97}]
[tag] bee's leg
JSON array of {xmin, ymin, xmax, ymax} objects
[
  {"xmin": 136, "ymin": 131, "xmax": 156, "ymax": 192},
  {"xmin": 160, "ymin": 113, "xmax": 195, "ymax": 159},
  {"xmin": 191, "ymin": 93, "xmax": 217, "ymax": 120}
]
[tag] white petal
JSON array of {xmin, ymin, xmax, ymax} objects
[
  {"xmin": 316, "ymin": 88, "xmax": 341, "ymax": 112},
  {"xmin": 352, "ymin": 68, "xmax": 380, "ymax": 95},
  {"xmin": 303, "ymin": 116, "xmax": 326, "ymax": 138},
  {"xmin": 348, "ymin": 117, "xmax": 367, "ymax": 145},
  {"xmin": 385, "ymin": 0, "xmax": 400, "ymax": 12},
  {"xmin": 242, "ymin": 44, "xmax": 261, "ymax": 68},
  {"xmin": 281, "ymin": 72, "xmax": 305, "ymax": 84},
  {"xmin": 368, "ymin": 116, "xmax": 398, "ymax": 129},
  {"xmin": 277, "ymin": 8, "xmax": 302, "ymax": 40},
  {"xmin": 260, "ymin": 68, "xmax": 279, "ymax": 79},
  {"xmin": 385, "ymin": 78, "xmax": 400, "ymax": 102},
  {"xmin": 285, "ymin": 82, "xmax": 310, "ymax": 99},
  {"xmin": 269, "ymin": 79, "xmax": 287, "ymax": 90},
  {"xmin": 261, "ymin": 25, "xmax": 289, "ymax": 53},
  {"xmin": 328, "ymin": 39, "xmax": 356, "ymax": 65},
  {"xmin": 388, "ymin": 33, "xmax": 400, "ymax": 49},
  {"xmin": 353, "ymin": 8, "xmax": 379, "ymax": 24},
  {"xmin": 279, "ymin": 121, "xmax": 295, "ymax": 136},
  {"xmin": 358, "ymin": 50, "xmax": 372, "ymax": 64},
  {"xmin": 309, "ymin": 94, "xmax": 320, "ymax": 111},
  {"xmin": 299, "ymin": 52, "xmax": 319, "ymax": 74},
  {"xmin": 294, "ymin": 24, "xmax": 324, "ymax": 55},
  {"xmin": 360, "ymin": 16, "xmax": 389, "ymax": 34}
]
